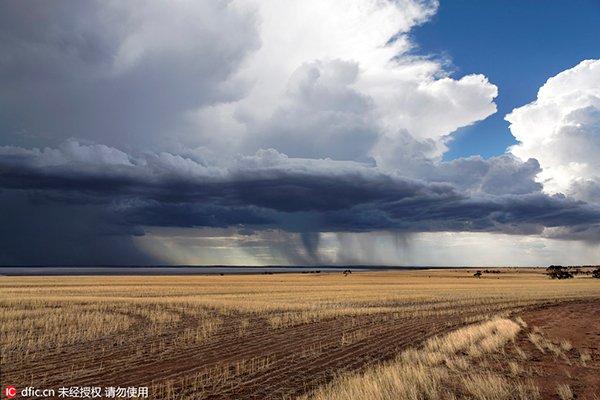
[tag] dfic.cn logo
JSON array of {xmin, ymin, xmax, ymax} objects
[{"xmin": 5, "ymin": 386, "xmax": 17, "ymax": 398}]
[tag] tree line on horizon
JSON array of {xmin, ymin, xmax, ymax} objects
[{"xmin": 546, "ymin": 265, "xmax": 600, "ymax": 280}]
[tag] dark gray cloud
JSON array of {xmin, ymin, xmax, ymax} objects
[
  {"xmin": 0, "ymin": 0, "xmax": 260, "ymax": 149},
  {"xmin": 0, "ymin": 190, "xmax": 158, "ymax": 266},
  {"xmin": 2, "ymin": 141, "xmax": 600, "ymax": 265}
]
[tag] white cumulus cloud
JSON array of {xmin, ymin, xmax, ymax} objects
[
  {"xmin": 507, "ymin": 59, "xmax": 600, "ymax": 202},
  {"xmin": 189, "ymin": 0, "xmax": 498, "ymax": 169}
]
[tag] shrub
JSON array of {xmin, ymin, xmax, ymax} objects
[
  {"xmin": 546, "ymin": 265, "xmax": 573, "ymax": 280},
  {"xmin": 592, "ymin": 268, "xmax": 600, "ymax": 279}
]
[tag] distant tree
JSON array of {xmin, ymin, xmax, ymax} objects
[
  {"xmin": 473, "ymin": 271, "xmax": 482, "ymax": 278},
  {"xmin": 592, "ymin": 268, "xmax": 600, "ymax": 279},
  {"xmin": 546, "ymin": 265, "xmax": 573, "ymax": 280}
]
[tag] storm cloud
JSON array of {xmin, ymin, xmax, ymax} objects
[
  {"xmin": 2, "ymin": 141, "xmax": 600, "ymax": 255},
  {"xmin": 1, "ymin": 1, "xmax": 599, "ymax": 265}
]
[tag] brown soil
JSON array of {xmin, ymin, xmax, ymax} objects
[
  {"xmin": 4, "ymin": 301, "xmax": 598, "ymax": 399},
  {"xmin": 517, "ymin": 301, "xmax": 600, "ymax": 400}
]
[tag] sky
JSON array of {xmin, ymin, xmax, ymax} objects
[
  {"xmin": 414, "ymin": 0, "xmax": 600, "ymax": 161},
  {"xmin": 1, "ymin": 0, "xmax": 599, "ymax": 267}
]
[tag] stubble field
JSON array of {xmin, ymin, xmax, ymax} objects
[{"xmin": 1, "ymin": 268, "xmax": 599, "ymax": 399}]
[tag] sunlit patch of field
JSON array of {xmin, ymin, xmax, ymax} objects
[{"xmin": 1, "ymin": 269, "xmax": 598, "ymax": 399}]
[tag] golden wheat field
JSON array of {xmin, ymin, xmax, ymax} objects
[{"xmin": 1, "ymin": 268, "xmax": 599, "ymax": 399}]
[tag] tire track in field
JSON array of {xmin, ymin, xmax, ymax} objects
[
  {"xmin": 8, "ymin": 307, "xmax": 472, "ymax": 389},
  {"xmin": 189, "ymin": 316, "xmax": 461, "ymax": 399},
  {"xmin": 266, "ymin": 325, "xmax": 450, "ymax": 398},
  {"xmin": 124, "ymin": 313, "xmax": 434, "ymax": 385},
  {"xmin": 5, "ymin": 297, "xmax": 512, "ymax": 384},
  {"xmin": 4, "ymin": 299, "xmax": 563, "ymax": 398},
  {"xmin": 26, "ymin": 313, "xmax": 444, "ymax": 393},
  {"xmin": 2, "ymin": 305, "xmax": 209, "ymax": 387}
]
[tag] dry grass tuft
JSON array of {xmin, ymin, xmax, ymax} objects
[
  {"xmin": 579, "ymin": 351, "xmax": 591, "ymax": 366},
  {"xmin": 508, "ymin": 361, "xmax": 523, "ymax": 376},
  {"xmin": 557, "ymin": 383, "xmax": 574, "ymax": 400},
  {"xmin": 515, "ymin": 346, "xmax": 528, "ymax": 361},
  {"xmin": 559, "ymin": 340, "xmax": 573, "ymax": 352},
  {"xmin": 461, "ymin": 373, "xmax": 535, "ymax": 400},
  {"xmin": 527, "ymin": 330, "xmax": 576, "ymax": 361},
  {"xmin": 514, "ymin": 316, "xmax": 528, "ymax": 329},
  {"xmin": 425, "ymin": 317, "xmax": 521, "ymax": 358}
]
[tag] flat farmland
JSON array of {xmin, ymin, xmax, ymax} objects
[{"xmin": 1, "ymin": 269, "xmax": 599, "ymax": 399}]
